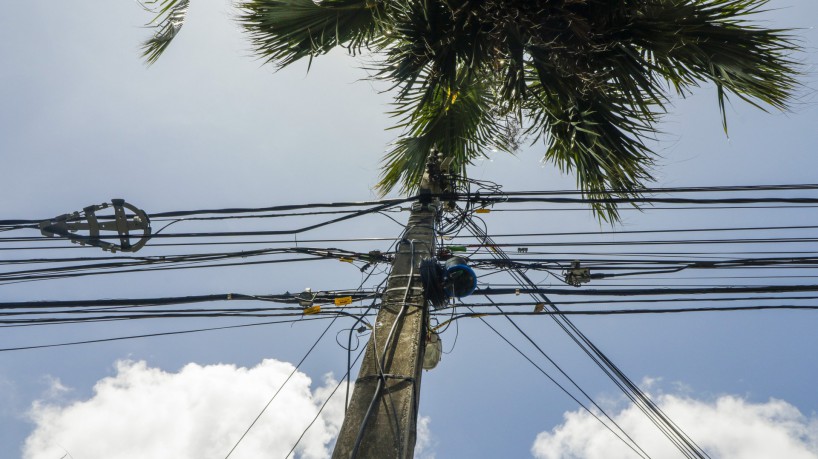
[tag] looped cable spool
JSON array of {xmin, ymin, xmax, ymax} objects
[
  {"xmin": 420, "ymin": 258, "xmax": 447, "ymax": 309},
  {"xmin": 420, "ymin": 256, "xmax": 478, "ymax": 309}
]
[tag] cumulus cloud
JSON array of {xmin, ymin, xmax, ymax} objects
[
  {"xmin": 532, "ymin": 393, "xmax": 818, "ymax": 459},
  {"xmin": 23, "ymin": 359, "xmax": 348, "ymax": 459},
  {"xmin": 415, "ymin": 415, "xmax": 436, "ymax": 459}
]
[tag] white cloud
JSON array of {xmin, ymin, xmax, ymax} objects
[
  {"xmin": 23, "ymin": 359, "xmax": 348, "ymax": 459},
  {"xmin": 40, "ymin": 376, "xmax": 71, "ymax": 400},
  {"xmin": 415, "ymin": 415, "xmax": 436, "ymax": 459},
  {"xmin": 532, "ymin": 393, "xmax": 818, "ymax": 459}
]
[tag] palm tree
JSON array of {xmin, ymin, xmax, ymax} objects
[{"xmin": 141, "ymin": 0, "xmax": 798, "ymax": 218}]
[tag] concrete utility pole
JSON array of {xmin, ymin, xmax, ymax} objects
[{"xmin": 332, "ymin": 155, "xmax": 443, "ymax": 459}]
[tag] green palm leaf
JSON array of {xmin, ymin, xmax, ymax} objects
[
  {"xmin": 140, "ymin": 0, "xmax": 800, "ymax": 221},
  {"xmin": 239, "ymin": 0, "xmax": 387, "ymax": 68},
  {"xmin": 626, "ymin": 0, "xmax": 799, "ymax": 132},
  {"xmin": 377, "ymin": 73, "xmax": 516, "ymax": 196},
  {"xmin": 140, "ymin": 0, "xmax": 190, "ymax": 66}
]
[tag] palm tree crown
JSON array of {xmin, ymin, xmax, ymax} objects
[{"xmin": 143, "ymin": 0, "xmax": 799, "ymax": 220}]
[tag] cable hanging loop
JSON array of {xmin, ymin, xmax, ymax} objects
[{"xmin": 39, "ymin": 199, "xmax": 151, "ymax": 253}]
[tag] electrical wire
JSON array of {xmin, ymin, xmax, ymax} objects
[
  {"xmin": 285, "ymin": 345, "xmax": 367, "ymax": 459},
  {"xmin": 0, "ymin": 316, "xmax": 329, "ymax": 352},
  {"xmin": 351, "ymin": 239, "xmax": 419, "ymax": 458},
  {"xmin": 464, "ymin": 216, "xmax": 711, "ymax": 459},
  {"xmin": 468, "ymin": 306, "xmax": 651, "ymax": 459},
  {"xmin": 224, "ymin": 313, "xmax": 342, "ymax": 458}
]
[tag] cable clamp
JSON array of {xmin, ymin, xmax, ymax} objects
[{"xmin": 358, "ymin": 374, "xmax": 416, "ymax": 384}]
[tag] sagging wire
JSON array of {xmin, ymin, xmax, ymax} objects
[
  {"xmin": 223, "ymin": 313, "xmax": 342, "ymax": 459},
  {"xmin": 225, "ymin": 246, "xmax": 391, "ymax": 458},
  {"xmin": 464, "ymin": 218, "xmax": 711, "ymax": 459},
  {"xmin": 466, "ymin": 304, "xmax": 652, "ymax": 459},
  {"xmin": 284, "ymin": 344, "xmax": 367, "ymax": 459},
  {"xmin": 0, "ymin": 316, "xmax": 331, "ymax": 352}
]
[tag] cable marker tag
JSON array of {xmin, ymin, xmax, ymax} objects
[
  {"xmin": 303, "ymin": 305, "xmax": 321, "ymax": 315},
  {"xmin": 335, "ymin": 296, "xmax": 353, "ymax": 306},
  {"xmin": 339, "ymin": 257, "xmax": 354, "ymax": 263},
  {"xmin": 475, "ymin": 208, "xmax": 491, "ymax": 214}
]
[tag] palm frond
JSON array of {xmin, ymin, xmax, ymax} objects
[
  {"xmin": 525, "ymin": 50, "xmax": 661, "ymax": 221},
  {"xmin": 140, "ymin": 0, "xmax": 190, "ymax": 66},
  {"xmin": 239, "ymin": 0, "xmax": 387, "ymax": 69},
  {"xmin": 377, "ymin": 74, "xmax": 515, "ymax": 196},
  {"xmin": 375, "ymin": 1, "xmax": 499, "ymax": 120},
  {"xmin": 626, "ymin": 0, "xmax": 800, "ymax": 131},
  {"xmin": 228, "ymin": 0, "xmax": 800, "ymax": 222}
]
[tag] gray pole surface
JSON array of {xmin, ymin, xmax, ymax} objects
[{"xmin": 332, "ymin": 168, "xmax": 439, "ymax": 459}]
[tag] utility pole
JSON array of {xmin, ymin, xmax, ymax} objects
[{"xmin": 332, "ymin": 154, "xmax": 443, "ymax": 459}]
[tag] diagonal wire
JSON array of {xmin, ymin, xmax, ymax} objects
[
  {"xmin": 468, "ymin": 305, "xmax": 651, "ymax": 459},
  {"xmin": 480, "ymin": 297, "xmax": 652, "ymax": 459},
  {"xmin": 463, "ymin": 216, "xmax": 710, "ymax": 459},
  {"xmin": 285, "ymin": 344, "xmax": 367, "ymax": 459},
  {"xmin": 223, "ymin": 314, "xmax": 341, "ymax": 458}
]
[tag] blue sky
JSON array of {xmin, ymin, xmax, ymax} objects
[{"xmin": 2, "ymin": 1, "xmax": 818, "ymax": 458}]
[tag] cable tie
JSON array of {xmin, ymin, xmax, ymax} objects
[{"xmin": 334, "ymin": 296, "xmax": 353, "ymax": 306}]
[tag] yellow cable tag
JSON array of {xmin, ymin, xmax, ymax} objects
[
  {"xmin": 334, "ymin": 296, "xmax": 353, "ymax": 306},
  {"xmin": 339, "ymin": 257, "xmax": 354, "ymax": 263},
  {"xmin": 475, "ymin": 208, "xmax": 491, "ymax": 214},
  {"xmin": 303, "ymin": 305, "xmax": 321, "ymax": 315}
]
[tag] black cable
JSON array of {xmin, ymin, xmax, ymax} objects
[
  {"xmin": 488, "ymin": 204, "xmax": 818, "ymax": 212},
  {"xmin": 224, "ymin": 312, "xmax": 343, "ymax": 458},
  {"xmin": 476, "ymin": 285, "xmax": 818, "ymax": 297},
  {"xmin": 464, "ymin": 217, "xmax": 711, "ymax": 458},
  {"xmin": 420, "ymin": 258, "xmax": 446, "ymax": 308},
  {"xmin": 0, "ymin": 236, "xmax": 402, "ymax": 252},
  {"xmin": 0, "ymin": 291, "xmax": 379, "ymax": 310},
  {"xmin": 437, "ymin": 304, "xmax": 818, "ymax": 318},
  {"xmin": 13, "ymin": 282, "xmax": 809, "ymax": 314},
  {"xmin": 0, "ymin": 317, "xmax": 328, "ymax": 352},
  {"xmin": 445, "ymin": 225, "xmax": 818, "ymax": 240},
  {"xmin": 5, "ymin": 183, "xmax": 818, "ymax": 228},
  {"xmin": 352, "ymin": 240, "xmax": 419, "ymax": 458},
  {"xmin": 0, "ymin": 247, "xmax": 387, "ymax": 285},
  {"xmin": 469, "ymin": 306, "xmax": 651, "ymax": 459},
  {"xmin": 285, "ymin": 344, "xmax": 367, "ymax": 459},
  {"xmin": 454, "ymin": 236, "xmax": 818, "ymax": 249},
  {"xmin": 346, "ymin": 278, "xmax": 388, "ymax": 411},
  {"xmin": 0, "ymin": 197, "xmax": 416, "ymax": 227},
  {"xmin": 444, "ymin": 294, "xmax": 818, "ymax": 308}
]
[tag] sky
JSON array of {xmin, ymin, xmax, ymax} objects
[{"xmin": 2, "ymin": 1, "xmax": 818, "ymax": 458}]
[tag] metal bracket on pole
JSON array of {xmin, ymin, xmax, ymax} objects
[{"xmin": 39, "ymin": 199, "xmax": 151, "ymax": 253}]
